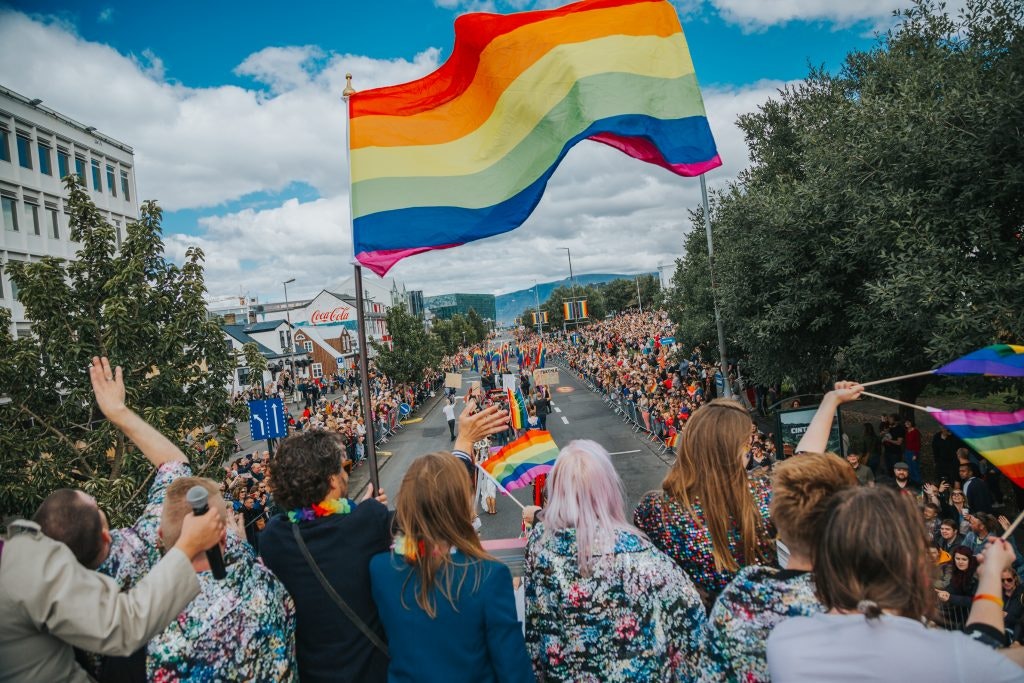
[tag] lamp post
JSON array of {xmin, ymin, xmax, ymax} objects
[
  {"xmin": 533, "ymin": 281, "xmax": 543, "ymax": 335},
  {"xmin": 282, "ymin": 278, "xmax": 296, "ymax": 402}
]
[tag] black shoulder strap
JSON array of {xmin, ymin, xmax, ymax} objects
[{"xmin": 290, "ymin": 523, "xmax": 390, "ymax": 657}]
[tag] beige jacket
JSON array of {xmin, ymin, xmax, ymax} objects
[{"xmin": 0, "ymin": 520, "xmax": 200, "ymax": 682}]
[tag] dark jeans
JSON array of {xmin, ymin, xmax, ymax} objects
[
  {"xmin": 538, "ymin": 413, "xmax": 548, "ymax": 430},
  {"xmin": 448, "ymin": 419, "xmax": 456, "ymax": 439}
]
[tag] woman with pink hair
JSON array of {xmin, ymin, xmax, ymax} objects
[{"xmin": 524, "ymin": 440, "xmax": 705, "ymax": 682}]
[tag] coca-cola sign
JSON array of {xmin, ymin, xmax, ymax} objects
[{"xmin": 310, "ymin": 306, "xmax": 352, "ymax": 324}]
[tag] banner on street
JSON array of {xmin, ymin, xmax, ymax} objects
[{"xmin": 533, "ymin": 368, "xmax": 559, "ymax": 386}]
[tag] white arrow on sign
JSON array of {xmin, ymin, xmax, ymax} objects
[
  {"xmin": 271, "ymin": 404, "xmax": 280, "ymax": 433},
  {"xmin": 251, "ymin": 413, "xmax": 264, "ymax": 437}
]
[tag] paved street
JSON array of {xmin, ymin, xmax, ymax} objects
[{"xmin": 349, "ymin": 362, "xmax": 674, "ymax": 542}]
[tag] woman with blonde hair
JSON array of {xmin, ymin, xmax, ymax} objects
[
  {"xmin": 634, "ymin": 399, "xmax": 775, "ymax": 605},
  {"xmin": 526, "ymin": 440, "xmax": 705, "ymax": 682},
  {"xmin": 370, "ymin": 452, "xmax": 533, "ymax": 683}
]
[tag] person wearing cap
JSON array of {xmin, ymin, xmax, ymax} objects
[{"xmin": 889, "ymin": 461, "xmax": 921, "ymax": 497}]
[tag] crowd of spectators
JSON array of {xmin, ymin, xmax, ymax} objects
[{"xmin": 3, "ymin": 326, "xmax": 1023, "ymax": 682}]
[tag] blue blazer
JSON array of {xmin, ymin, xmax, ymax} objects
[{"xmin": 370, "ymin": 550, "xmax": 535, "ymax": 683}]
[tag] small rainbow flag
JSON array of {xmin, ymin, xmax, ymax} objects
[
  {"xmin": 936, "ymin": 345, "xmax": 1024, "ymax": 377},
  {"xmin": 535, "ymin": 341, "xmax": 546, "ymax": 369},
  {"xmin": 481, "ymin": 430, "xmax": 560, "ymax": 490},
  {"xmin": 349, "ymin": 0, "xmax": 721, "ymax": 275},
  {"xmin": 930, "ymin": 408, "xmax": 1024, "ymax": 488}
]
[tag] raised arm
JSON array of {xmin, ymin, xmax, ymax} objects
[
  {"xmin": 90, "ymin": 356, "xmax": 188, "ymax": 467},
  {"xmin": 794, "ymin": 381, "xmax": 864, "ymax": 455}
]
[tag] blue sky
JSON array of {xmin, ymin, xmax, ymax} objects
[{"xmin": 0, "ymin": 0, "xmax": 938, "ymax": 301}]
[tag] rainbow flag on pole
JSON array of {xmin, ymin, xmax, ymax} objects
[
  {"xmin": 481, "ymin": 430, "xmax": 560, "ymax": 490},
  {"xmin": 349, "ymin": 0, "xmax": 721, "ymax": 275},
  {"xmin": 936, "ymin": 345, "xmax": 1024, "ymax": 377},
  {"xmin": 930, "ymin": 408, "xmax": 1024, "ymax": 488}
]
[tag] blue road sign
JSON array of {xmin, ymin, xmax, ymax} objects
[
  {"xmin": 399, "ymin": 403, "xmax": 411, "ymax": 416},
  {"xmin": 336, "ymin": 356, "xmax": 345, "ymax": 365},
  {"xmin": 248, "ymin": 397, "xmax": 287, "ymax": 441}
]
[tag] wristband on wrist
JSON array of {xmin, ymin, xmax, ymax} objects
[{"xmin": 972, "ymin": 593, "xmax": 1004, "ymax": 608}]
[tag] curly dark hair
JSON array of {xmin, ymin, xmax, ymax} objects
[{"xmin": 269, "ymin": 430, "xmax": 346, "ymax": 510}]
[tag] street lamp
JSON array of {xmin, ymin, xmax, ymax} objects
[{"xmin": 282, "ymin": 278, "xmax": 296, "ymax": 400}]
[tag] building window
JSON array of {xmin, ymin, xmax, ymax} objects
[
  {"xmin": 26, "ymin": 203, "xmax": 40, "ymax": 235},
  {"xmin": 2, "ymin": 195, "xmax": 18, "ymax": 232},
  {"xmin": 57, "ymin": 148, "xmax": 69, "ymax": 178},
  {"xmin": 106, "ymin": 165, "xmax": 116, "ymax": 197},
  {"xmin": 91, "ymin": 159, "xmax": 101, "ymax": 191},
  {"xmin": 38, "ymin": 143, "xmax": 52, "ymax": 175},
  {"xmin": 47, "ymin": 206, "xmax": 59, "ymax": 239},
  {"xmin": 311, "ymin": 363, "xmax": 323, "ymax": 379},
  {"xmin": 0, "ymin": 128, "xmax": 10, "ymax": 163},
  {"xmin": 304, "ymin": 341, "xmax": 314, "ymax": 353},
  {"xmin": 120, "ymin": 170, "xmax": 130, "ymax": 201},
  {"xmin": 114, "ymin": 219, "xmax": 121, "ymax": 248},
  {"xmin": 16, "ymin": 134, "xmax": 32, "ymax": 170},
  {"xmin": 75, "ymin": 156, "xmax": 86, "ymax": 184}
]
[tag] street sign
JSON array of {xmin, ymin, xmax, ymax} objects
[
  {"xmin": 399, "ymin": 403, "xmax": 411, "ymax": 416},
  {"xmin": 248, "ymin": 398, "xmax": 287, "ymax": 441},
  {"xmin": 336, "ymin": 356, "xmax": 345, "ymax": 365}
]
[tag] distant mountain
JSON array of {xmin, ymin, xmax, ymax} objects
[{"xmin": 496, "ymin": 272, "xmax": 656, "ymax": 325}]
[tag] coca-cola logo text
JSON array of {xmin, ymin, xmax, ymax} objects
[{"xmin": 310, "ymin": 307, "xmax": 352, "ymax": 324}]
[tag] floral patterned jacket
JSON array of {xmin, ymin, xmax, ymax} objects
[{"xmin": 525, "ymin": 523, "xmax": 707, "ymax": 682}]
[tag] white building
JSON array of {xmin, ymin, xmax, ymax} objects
[
  {"xmin": 0, "ymin": 85, "xmax": 139, "ymax": 338},
  {"xmin": 258, "ymin": 289, "xmax": 391, "ymax": 350},
  {"xmin": 222, "ymin": 319, "xmax": 308, "ymax": 392}
]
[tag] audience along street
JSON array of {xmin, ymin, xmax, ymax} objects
[{"xmin": 2, "ymin": 1, "xmax": 1024, "ymax": 682}]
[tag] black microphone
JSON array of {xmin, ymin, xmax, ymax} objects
[{"xmin": 186, "ymin": 485, "xmax": 227, "ymax": 580}]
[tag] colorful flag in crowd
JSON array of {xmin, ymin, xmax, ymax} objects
[
  {"xmin": 535, "ymin": 341, "xmax": 546, "ymax": 369},
  {"xmin": 348, "ymin": 0, "xmax": 722, "ymax": 275},
  {"xmin": 936, "ymin": 344, "xmax": 1024, "ymax": 377},
  {"xmin": 930, "ymin": 408, "xmax": 1024, "ymax": 488},
  {"xmin": 481, "ymin": 430, "xmax": 560, "ymax": 490}
]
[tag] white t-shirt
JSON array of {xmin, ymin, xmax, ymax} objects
[
  {"xmin": 442, "ymin": 403, "xmax": 456, "ymax": 421},
  {"xmin": 767, "ymin": 612, "xmax": 1024, "ymax": 683}
]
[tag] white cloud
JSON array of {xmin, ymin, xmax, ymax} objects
[
  {"xmin": 169, "ymin": 79, "xmax": 789, "ymax": 301},
  {"xmin": 0, "ymin": 7, "xmax": 791, "ymax": 300},
  {"xmin": 97, "ymin": 7, "xmax": 114, "ymax": 24},
  {"xmin": 0, "ymin": 10, "xmax": 440, "ymax": 211}
]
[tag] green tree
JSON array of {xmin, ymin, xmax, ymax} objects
[
  {"xmin": 603, "ymin": 275, "xmax": 663, "ymax": 314},
  {"xmin": 241, "ymin": 342, "xmax": 268, "ymax": 394},
  {"xmin": 466, "ymin": 308, "xmax": 488, "ymax": 343},
  {"xmin": 671, "ymin": 0, "xmax": 1024, "ymax": 402},
  {"xmin": 373, "ymin": 305, "xmax": 442, "ymax": 385},
  {"xmin": 0, "ymin": 177, "xmax": 234, "ymax": 526},
  {"xmin": 431, "ymin": 313, "xmax": 476, "ymax": 354}
]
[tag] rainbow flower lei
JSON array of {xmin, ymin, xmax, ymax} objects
[{"xmin": 287, "ymin": 497, "xmax": 352, "ymax": 523}]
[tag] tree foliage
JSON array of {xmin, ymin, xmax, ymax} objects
[
  {"xmin": 601, "ymin": 275, "xmax": 663, "ymax": 314},
  {"xmin": 372, "ymin": 305, "xmax": 442, "ymax": 385},
  {"xmin": 0, "ymin": 177, "xmax": 234, "ymax": 526},
  {"xmin": 431, "ymin": 313, "xmax": 482, "ymax": 354},
  {"xmin": 670, "ymin": 0, "xmax": 1024, "ymax": 400}
]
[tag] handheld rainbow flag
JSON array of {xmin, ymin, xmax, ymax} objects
[
  {"xmin": 535, "ymin": 341, "xmax": 546, "ymax": 369},
  {"xmin": 349, "ymin": 0, "xmax": 721, "ymax": 275},
  {"xmin": 481, "ymin": 430, "xmax": 560, "ymax": 490},
  {"xmin": 930, "ymin": 408, "xmax": 1024, "ymax": 488},
  {"xmin": 936, "ymin": 345, "xmax": 1024, "ymax": 377},
  {"xmin": 862, "ymin": 344, "xmax": 1024, "ymax": 388}
]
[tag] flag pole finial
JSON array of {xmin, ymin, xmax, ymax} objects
[{"xmin": 343, "ymin": 73, "xmax": 356, "ymax": 98}]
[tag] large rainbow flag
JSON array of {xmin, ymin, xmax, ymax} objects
[
  {"xmin": 349, "ymin": 0, "xmax": 721, "ymax": 275},
  {"xmin": 931, "ymin": 408, "xmax": 1024, "ymax": 487},
  {"xmin": 481, "ymin": 430, "xmax": 560, "ymax": 490}
]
